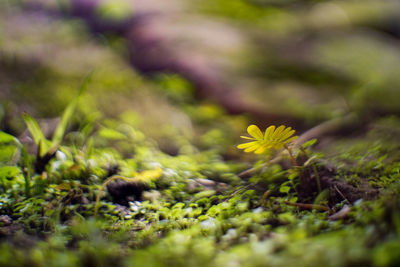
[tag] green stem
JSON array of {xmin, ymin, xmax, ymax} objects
[
  {"xmin": 285, "ymin": 145, "xmax": 308, "ymax": 192},
  {"xmin": 312, "ymin": 164, "xmax": 322, "ymax": 193},
  {"xmin": 21, "ymin": 146, "xmax": 31, "ymax": 198},
  {"xmin": 23, "ymin": 167, "xmax": 31, "ymax": 198},
  {"xmin": 238, "ymin": 163, "xmax": 267, "ymax": 178},
  {"xmin": 285, "ymin": 145, "xmax": 297, "ymax": 167},
  {"xmin": 300, "ymin": 147, "xmax": 322, "ymax": 193}
]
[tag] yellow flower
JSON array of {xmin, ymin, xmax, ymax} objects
[{"xmin": 237, "ymin": 125, "xmax": 298, "ymax": 154}]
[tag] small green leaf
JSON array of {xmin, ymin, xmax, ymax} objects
[
  {"xmin": 0, "ymin": 131, "xmax": 22, "ymax": 165},
  {"xmin": 0, "ymin": 131, "xmax": 21, "ymax": 145},
  {"xmin": 278, "ymin": 212, "xmax": 295, "ymax": 223},
  {"xmin": 288, "ymin": 172, "xmax": 298, "ymax": 180},
  {"xmin": 22, "ymin": 113, "xmax": 49, "ymax": 156},
  {"xmin": 0, "ymin": 166, "xmax": 21, "ymax": 179},
  {"xmin": 303, "ymin": 155, "xmax": 318, "ymax": 167},
  {"xmin": 280, "ymin": 185, "xmax": 291, "ymax": 193},
  {"xmin": 314, "ymin": 189, "xmax": 329, "ymax": 205},
  {"xmin": 302, "ymin": 138, "xmax": 317, "ymax": 149},
  {"xmin": 98, "ymin": 128, "xmax": 127, "ymax": 140},
  {"xmin": 193, "ymin": 190, "xmax": 216, "ymax": 201}
]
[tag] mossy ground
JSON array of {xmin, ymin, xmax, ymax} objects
[
  {"xmin": 1, "ymin": 120, "xmax": 400, "ymax": 267},
  {"xmin": 1, "ymin": 1, "xmax": 400, "ymax": 267}
]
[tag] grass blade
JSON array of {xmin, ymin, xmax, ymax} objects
[
  {"xmin": 22, "ymin": 113, "xmax": 49, "ymax": 156},
  {"xmin": 51, "ymin": 72, "xmax": 93, "ymax": 146}
]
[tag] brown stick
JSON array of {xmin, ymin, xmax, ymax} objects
[
  {"xmin": 283, "ymin": 200, "xmax": 330, "ymax": 212},
  {"xmin": 293, "ymin": 113, "xmax": 359, "ymax": 146}
]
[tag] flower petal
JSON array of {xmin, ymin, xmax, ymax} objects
[
  {"xmin": 276, "ymin": 127, "xmax": 291, "ymax": 140},
  {"xmin": 270, "ymin": 125, "xmax": 285, "ymax": 140},
  {"xmin": 279, "ymin": 129, "xmax": 295, "ymax": 142},
  {"xmin": 264, "ymin": 125, "xmax": 276, "ymax": 140},
  {"xmin": 240, "ymin": 136, "xmax": 257, "ymax": 140},
  {"xmin": 247, "ymin": 125, "xmax": 263, "ymax": 140},
  {"xmin": 244, "ymin": 143, "xmax": 261, "ymax": 152},
  {"xmin": 282, "ymin": 135, "xmax": 298, "ymax": 144},
  {"xmin": 254, "ymin": 145, "xmax": 269, "ymax": 154},
  {"xmin": 237, "ymin": 141, "xmax": 258, "ymax": 149}
]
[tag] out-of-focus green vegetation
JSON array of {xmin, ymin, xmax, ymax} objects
[
  {"xmin": 1, "ymin": 0, "xmax": 400, "ymax": 266},
  {"xmin": 197, "ymin": 0, "xmax": 400, "ymax": 121}
]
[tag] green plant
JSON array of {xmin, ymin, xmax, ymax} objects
[
  {"xmin": 22, "ymin": 74, "xmax": 92, "ymax": 174},
  {"xmin": 0, "ymin": 131, "xmax": 22, "ymax": 165},
  {"xmin": 237, "ymin": 124, "xmax": 323, "ymax": 199}
]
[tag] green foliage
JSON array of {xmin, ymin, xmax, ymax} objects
[
  {"xmin": 95, "ymin": 0, "xmax": 134, "ymax": 20},
  {"xmin": 22, "ymin": 75, "xmax": 90, "ymax": 158},
  {"xmin": 22, "ymin": 113, "xmax": 51, "ymax": 157},
  {"xmin": 0, "ymin": 131, "xmax": 22, "ymax": 165},
  {"xmin": 1, "ymin": 115, "xmax": 400, "ymax": 266},
  {"xmin": 52, "ymin": 76, "xmax": 90, "ymax": 146}
]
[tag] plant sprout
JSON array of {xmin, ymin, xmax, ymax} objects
[{"xmin": 238, "ymin": 125, "xmax": 324, "ymax": 193}]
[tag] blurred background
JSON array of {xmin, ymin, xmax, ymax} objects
[{"xmin": 1, "ymin": 0, "xmax": 400, "ymax": 155}]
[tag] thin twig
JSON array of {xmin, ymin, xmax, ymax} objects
[
  {"xmin": 293, "ymin": 113, "xmax": 357, "ymax": 147},
  {"xmin": 312, "ymin": 164, "xmax": 322, "ymax": 193},
  {"xmin": 329, "ymin": 205, "xmax": 351, "ymax": 220},
  {"xmin": 228, "ymin": 182, "xmax": 256, "ymax": 198},
  {"xmin": 238, "ymin": 155, "xmax": 282, "ymax": 178},
  {"xmin": 283, "ymin": 200, "xmax": 330, "ymax": 212},
  {"xmin": 334, "ymin": 185, "xmax": 351, "ymax": 204}
]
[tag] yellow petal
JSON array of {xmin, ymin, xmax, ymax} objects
[
  {"xmin": 247, "ymin": 125, "xmax": 263, "ymax": 140},
  {"xmin": 270, "ymin": 125, "xmax": 285, "ymax": 140},
  {"xmin": 240, "ymin": 136, "xmax": 256, "ymax": 140},
  {"xmin": 282, "ymin": 135, "xmax": 298, "ymax": 144},
  {"xmin": 244, "ymin": 143, "xmax": 261, "ymax": 152},
  {"xmin": 254, "ymin": 145, "xmax": 269, "ymax": 154},
  {"xmin": 279, "ymin": 129, "xmax": 295, "ymax": 142},
  {"xmin": 237, "ymin": 141, "xmax": 258, "ymax": 149},
  {"xmin": 264, "ymin": 125, "xmax": 276, "ymax": 140},
  {"xmin": 277, "ymin": 127, "xmax": 291, "ymax": 140}
]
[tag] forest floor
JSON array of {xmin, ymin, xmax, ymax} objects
[{"xmin": 1, "ymin": 1, "xmax": 400, "ymax": 267}]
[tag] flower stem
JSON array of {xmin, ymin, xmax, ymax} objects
[
  {"xmin": 312, "ymin": 164, "xmax": 322, "ymax": 193},
  {"xmin": 300, "ymin": 147, "xmax": 322, "ymax": 193},
  {"xmin": 285, "ymin": 145, "xmax": 297, "ymax": 167}
]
